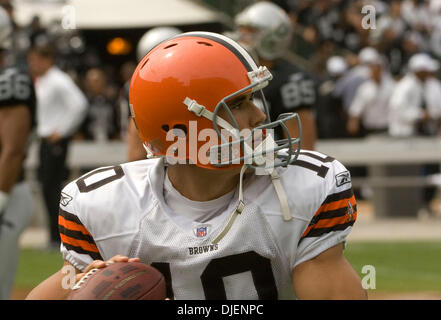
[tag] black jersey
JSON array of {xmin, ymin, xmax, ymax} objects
[
  {"xmin": 262, "ymin": 59, "xmax": 317, "ymax": 138},
  {"xmin": 0, "ymin": 65, "xmax": 36, "ymax": 126},
  {"xmin": 0, "ymin": 65, "xmax": 36, "ymax": 183}
]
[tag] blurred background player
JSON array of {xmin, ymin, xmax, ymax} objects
[
  {"xmin": 232, "ymin": 1, "xmax": 317, "ymax": 150},
  {"xmin": 125, "ymin": 26, "xmax": 182, "ymax": 161},
  {"xmin": 27, "ymin": 41, "xmax": 87, "ymax": 249},
  {"xmin": 0, "ymin": 6, "xmax": 36, "ymax": 299}
]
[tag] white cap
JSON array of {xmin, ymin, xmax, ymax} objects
[
  {"xmin": 327, "ymin": 56, "xmax": 348, "ymax": 76},
  {"xmin": 358, "ymin": 47, "xmax": 381, "ymax": 65},
  {"xmin": 409, "ymin": 53, "xmax": 439, "ymax": 73}
]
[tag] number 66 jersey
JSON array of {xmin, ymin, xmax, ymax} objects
[{"xmin": 59, "ymin": 150, "xmax": 357, "ymax": 300}]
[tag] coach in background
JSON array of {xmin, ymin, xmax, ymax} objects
[
  {"xmin": 0, "ymin": 7, "xmax": 36, "ymax": 299},
  {"xmin": 27, "ymin": 41, "xmax": 87, "ymax": 249}
]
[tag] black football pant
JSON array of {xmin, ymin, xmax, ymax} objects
[{"xmin": 38, "ymin": 137, "xmax": 70, "ymax": 245}]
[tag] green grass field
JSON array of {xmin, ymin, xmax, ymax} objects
[
  {"xmin": 344, "ymin": 241, "xmax": 441, "ymax": 292},
  {"xmin": 14, "ymin": 241, "xmax": 441, "ymax": 296}
]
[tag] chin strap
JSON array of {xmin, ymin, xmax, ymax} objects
[
  {"xmin": 270, "ymin": 170, "xmax": 292, "ymax": 221},
  {"xmin": 212, "ymin": 164, "xmax": 247, "ymax": 244},
  {"xmin": 212, "ymin": 164, "xmax": 292, "ymax": 244}
]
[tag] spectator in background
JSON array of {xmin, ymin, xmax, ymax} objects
[
  {"xmin": 423, "ymin": 74, "xmax": 441, "ymax": 135},
  {"xmin": 79, "ymin": 68, "xmax": 119, "ymax": 142},
  {"xmin": 27, "ymin": 42, "xmax": 87, "ymax": 249},
  {"xmin": 316, "ymin": 55, "xmax": 350, "ymax": 139},
  {"xmin": 371, "ymin": 0, "xmax": 411, "ymax": 76},
  {"xmin": 388, "ymin": 52, "xmax": 437, "ymax": 137},
  {"xmin": 347, "ymin": 48, "xmax": 395, "ymax": 137},
  {"xmin": 126, "ymin": 26, "xmax": 182, "ymax": 161},
  {"xmin": 234, "ymin": 1, "xmax": 317, "ymax": 150},
  {"xmin": 332, "ymin": 47, "xmax": 374, "ymax": 115},
  {"xmin": 388, "ymin": 51, "xmax": 441, "ymax": 218}
]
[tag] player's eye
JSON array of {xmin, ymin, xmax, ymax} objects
[
  {"xmin": 228, "ymin": 98, "xmax": 244, "ymax": 110},
  {"xmin": 230, "ymin": 102, "xmax": 242, "ymax": 110}
]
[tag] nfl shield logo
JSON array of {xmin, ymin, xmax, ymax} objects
[{"xmin": 196, "ymin": 226, "xmax": 207, "ymax": 238}]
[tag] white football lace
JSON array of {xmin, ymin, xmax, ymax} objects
[{"xmin": 71, "ymin": 268, "xmax": 99, "ymax": 290}]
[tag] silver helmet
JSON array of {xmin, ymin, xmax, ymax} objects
[
  {"xmin": 0, "ymin": 6, "xmax": 12, "ymax": 50},
  {"xmin": 234, "ymin": 1, "xmax": 293, "ymax": 60},
  {"xmin": 136, "ymin": 26, "xmax": 182, "ymax": 61}
]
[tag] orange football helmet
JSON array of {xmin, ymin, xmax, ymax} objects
[{"xmin": 129, "ymin": 31, "xmax": 300, "ymax": 170}]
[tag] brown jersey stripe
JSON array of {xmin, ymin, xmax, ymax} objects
[
  {"xmin": 322, "ymin": 188, "xmax": 354, "ymax": 204},
  {"xmin": 302, "ymin": 220, "xmax": 355, "ymax": 239},
  {"xmin": 302, "ymin": 194, "xmax": 357, "ymax": 239},
  {"xmin": 310, "ymin": 204, "xmax": 358, "ymax": 225},
  {"xmin": 59, "ymin": 207, "xmax": 83, "ymax": 225},
  {"xmin": 62, "ymin": 242, "xmax": 103, "ymax": 261},
  {"xmin": 58, "ymin": 209, "xmax": 98, "ymax": 246},
  {"xmin": 58, "ymin": 215, "xmax": 91, "ymax": 236},
  {"xmin": 59, "ymin": 224, "xmax": 96, "ymax": 245},
  {"xmin": 310, "ymin": 194, "xmax": 357, "ymax": 224},
  {"xmin": 312, "ymin": 209, "xmax": 357, "ymax": 230},
  {"xmin": 60, "ymin": 232, "xmax": 99, "ymax": 254}
]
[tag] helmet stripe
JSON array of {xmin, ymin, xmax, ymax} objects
[{"xmin": 170, "ymin": 31, "xmax": 258, "ymax": 72}]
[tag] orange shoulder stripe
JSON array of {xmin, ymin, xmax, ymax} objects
[
  {"xmin": 314, "ymin": 194, "xmax": 356, "ymax": 217},
  {"xmin": 59, "ymin": 215, "xmax": 92, "ymax": 236},
  {"xmin": 60, "ymin": 233, "xmax": 99, "ymax": 253}
]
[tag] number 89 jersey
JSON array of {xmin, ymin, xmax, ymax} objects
[
  {"xmin": 0, "ymin": 65, "xmax": 36, "ymax": 125},
  {"xmin": 262, "ymin": 59, "xmax": 316, "ymax": 139},
  {"xmin": 59, "ymin": 151, "xmax": 357, "ymax": 300}
]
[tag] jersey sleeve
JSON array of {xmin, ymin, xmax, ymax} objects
[
  {"xmin": 293, "ymin": 158, "xmax": 357, "ymax": 269},
  {"xmin": 58, "ymin": 164, "xmax": 142, "ymax": 272},
  {"xmin": 58, "ymin": 180, "xmax": 103, "ymax": 272}
]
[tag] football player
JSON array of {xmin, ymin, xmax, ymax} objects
[
  {"xmin": 27, "ymin": 32, "xmax": 366, "ymax": 300},
  {"xmin": 0, "ymin": 6, "xmax": 36, "ymax": 299},
  {"xmin": 232, "ymin": 1, "xmax": 318, "ymax": 150}
]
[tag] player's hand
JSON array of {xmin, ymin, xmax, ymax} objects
[{"xmin": 75, "ymin": 255, "xmax": 140, "ymax": 282}]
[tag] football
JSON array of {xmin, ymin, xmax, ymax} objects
[{"xmin": 67, "ymin": 261, "xmax": 166, "ymax": 300}]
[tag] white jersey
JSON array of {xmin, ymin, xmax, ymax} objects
[{"xmin": 59, "ymin": 150, "xmax": 357, "ymax": 300}]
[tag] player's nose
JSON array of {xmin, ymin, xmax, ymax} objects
[{"xmin": 250, "ymin": 101, "xmax": 267, "ymax": 128}]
